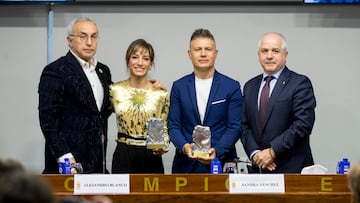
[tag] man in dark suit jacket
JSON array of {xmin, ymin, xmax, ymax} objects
[
  {"xmin": 38, "ymin": 17, "xmax": 112, "ymax": 174},
  {"xmin": 241, "ymin": 32, "xmax": 316, "ymax": 173},
  {"xmin": 168, "ymin": 28, "xmax": 242, "ymax": 173}
]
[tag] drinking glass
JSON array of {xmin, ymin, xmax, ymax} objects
[{"xmin": 223, "ymin": 162, "xmax": 238, "ymax": 173}]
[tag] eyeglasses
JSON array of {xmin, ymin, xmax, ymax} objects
[{"xmin": 69, "ymin": 33, "xmax": 99, "ymax": 42}]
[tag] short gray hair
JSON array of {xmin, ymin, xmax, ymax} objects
[
  {"xmin": 66, "ymin": 16, "xmax": 97, "ymax": 36},
  {"xmin": 258, "ymin": 32, "xmax": 288, "ymax": 52}
]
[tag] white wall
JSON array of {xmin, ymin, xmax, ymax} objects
[{"xmin": 0, "ymin": 3, "xmax": 359, "ymax": 174}]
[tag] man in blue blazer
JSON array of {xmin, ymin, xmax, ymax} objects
[
  {"xmin": 38, "ymin": 17, "xmax": 112, "ymax": 174},
  {"xmin": 168, "ymin": 28, "xmax": 242, "ymax": 173},
  {"xmin": 241, "ymin": 32, "xmax": 316, "ymax": 173}
]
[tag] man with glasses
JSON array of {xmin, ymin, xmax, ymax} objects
[{"xmin": 38, "ymin": 17, "xmax": 112, "ymax": 174}]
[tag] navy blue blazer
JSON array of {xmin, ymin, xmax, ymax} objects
[
  {"xmin": 168, "ymin": 70, "xmax": 242, "ymax": 173},
  {"xmin": 38, "ymin": 51, "xmax": 112, "ymax": 174},
  {"xmin": 241, "ymin": 66, "xmax": 316, "ymax": 173}
]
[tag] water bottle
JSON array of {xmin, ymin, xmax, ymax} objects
[
  {"xmin": 59, "ymin": 158, "xmax": 72, "ymax": 174},
  {"xmin": 337, "ymin": 158, "xmax": 350, "ymax": 174},
  {"xmin": 210, "ymin": 158, "xmax": 222, "ymax": 174},
  {"xmin": 342, "ymin": 158, "xmax": 350, "ymax": 174},
  {"xmin": 336, "ymin": 160, "xmax": 342, "ymax": 174}
]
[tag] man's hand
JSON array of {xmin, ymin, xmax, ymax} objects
[
  {"xmin": 69, "ymin": 157, "xmax": 78, "ymax": 174},
  {"xmin": 150, "ymin": 79, "xmax": 167, "ymax": 90},
  {"xmin": 195, "ymin": 148, "xmax": 216, "ymax": 165},
  {"xmin": 183, "ymin": 143, "xmax": 194, "ymax": 159},
  {"xmin": 253, "ymin": 148, "xmax": 276, "ymax": 171},
  {"xmin": 152, "ymin": 147, "xmax": 168, "ymax": 156}
]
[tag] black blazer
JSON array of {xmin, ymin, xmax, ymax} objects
[
  {"xmin": 241, "ymin": 67, "xmax": 316, "ymax": 173},
  {"xmin": 38, "ymin": 51, "xmax": 112, "ymax": 174}
]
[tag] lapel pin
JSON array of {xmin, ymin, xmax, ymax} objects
[
  {"xmin": 99, "ymin": 68, "xmax": 103, "ymax": 74},
  {"xmin": 282, "ymin": 81, "xmax": 286, "ymax": 85}
]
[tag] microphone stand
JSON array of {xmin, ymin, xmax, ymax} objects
[
  {"xmin": 101, "ymin": 133, "xmax": 106, "ymax": 174},
  {"xmin": 233, "ymin": 157, "xmax": 252, "ymax": 174},
  {"xmin": 233, "ymin": 157, "xmax": 263, "ymax": 174},
  {"xmin": 233, "ymin": 157, "xmax": 252, "ymax": 164}
]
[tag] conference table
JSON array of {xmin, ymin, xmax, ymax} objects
[{"xmin": 42, "ymin": 174, "xmax": 351, "ymax": 203}]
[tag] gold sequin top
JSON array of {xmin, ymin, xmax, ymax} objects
[{"xmin": 110, "ymin": 80, "xmax": 170, "ymax": 149}]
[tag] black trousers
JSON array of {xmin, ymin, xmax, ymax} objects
[{"xmin": 111, "ymin": 142, "xmax": 164, "ymax": 174}]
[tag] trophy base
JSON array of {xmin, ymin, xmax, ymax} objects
[
  {"xmin": 193, "ymin": 151, "xmax": 209, "ymax": 157},
  {"xmin": 146, "ymin": 143, "xmax": 164, "ymax": 150}
]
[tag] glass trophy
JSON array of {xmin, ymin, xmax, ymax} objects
[
  {"xmin": 146, "ymin": 118, "xmax": 165, "ymax": 149},
  {"xmin": 192, "ymin": 125, "xmax": 211, "ymax": 157}
]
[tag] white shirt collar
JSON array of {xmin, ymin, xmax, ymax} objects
[
  {"xmin": 262, "ymin": 66, "xmax": 285, "ymax": 80},
  {"xmin": 70, "ymin": 50, "xmax": 98, "ymax": 70}
]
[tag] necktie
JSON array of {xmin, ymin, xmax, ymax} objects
[{"xmin": 258, "ymin": 76, "xmax": 273, "ymax": 146}]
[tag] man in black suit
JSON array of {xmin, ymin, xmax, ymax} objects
[
  {"xmin": 38, "ymin": 17, "xmax": 112, "ymax": 174},
  {"xmin": 241, "ymin": 32, "xmax": 316, "ymax": 173}
]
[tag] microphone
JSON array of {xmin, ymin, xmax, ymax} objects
[
  {"xmin": 233, "ymin": 157, "xmax": 252, "ymax": 164},
  {"xmin": 234, "ymin": 157, "xmax": 263, "ymax": 174}
]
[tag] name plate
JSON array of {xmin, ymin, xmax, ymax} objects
[
  {"xmin": 74, "ymin": 174, "xmax": 130, "ymax": 194},
  {"xmin": 229, "ymin": 174, "xmax": 285, "ymax": 193}
]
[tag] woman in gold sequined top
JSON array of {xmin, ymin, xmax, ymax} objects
[{"xmin": 110, "ymin": 39, "xmax": 170, "ymax": 173}]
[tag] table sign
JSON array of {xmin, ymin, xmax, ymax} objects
[
  {"xmin": 229, "ymin": 174, "xmax": 285, "ymax": 193},
  {"xmin": 74, "ymin": 174, "xmax": 130, "ymax": 194}
]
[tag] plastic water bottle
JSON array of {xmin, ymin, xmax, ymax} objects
[
  {"xmin": 64, "ymin": 158, "xmax": 71, "ymax": 174},
  {"xmin": 336, "ymin": 160, "xmax": 342, "ymax": 174},
  {"xmin": 342, "ymin": 158, "xmax": 350, "ymax": 174},
  {"xmin": 337, "ymin": 158, "xmax": 350, "ymax": 174},
  {"xmin": 210, "ymin": 158, "xmax": 222, "ymax": 174},
  {"xmin": 59, "ymin": 158, "xmax": 72, "ymax": 174}
]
